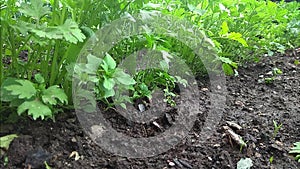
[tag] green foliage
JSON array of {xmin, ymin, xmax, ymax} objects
[
  {"xmin": 44, "ymin": 161, "xmax": 52, "ymax": 169},
  {"xmin": 5, "ymin": 80, "xmax": 36, "ymax": 99},
  {"xmin": 156, "ymin": 0, "xmax": 299, "ymax": 62},
  {"xmin": 3, "ymin": 156, "xmax": 8, "ymax": 166},
  {"xmin": 20, "ymin": 19, "xmax": 86, "ymax": 43},
  {"xmin": 133, "ymin": 83, "xmax": 152, "ymax": 100},
  {"xmin": 272, "ymin": 120, "xmax": 283, "ymax": 138},
  {"xmin": 218, "ymin": 21, "xmax": 248, "ymax": 47},
  {"xmin": 273, "ymin": 68, "xmax": 283, "ymax": 76},
  {"xmin": 1, "ymin": 0, "xmax": 299, "ymax": 120},
  {"xmin": 218, "ymin": 56, "xmax": 238, "ymax": 76},
  {"xmin": 42, "ymin": 86, "xmax": 68, "ymax": 105},
  {"xmin": 289, "ymin": 142, "xmax": 300, "ymax": 162},
  {"xmin": 72, "ymin": 53, "xmax": 186, "ymax": 108},
  {"xmin": 133, "ymin": 69, "xmax": 175, "ymax": 97},
  {"xmin": 19, "ymin": 0, "xmax": 50, "ymax": 21},
  {"xmin": 17, "ymin": 100, "xmax": 52, "ymax": 120},
  {"xmin": 114, "ymin": 0, "xmax": 298, "ymax": 76},
  {"xmin": 0, "ymin": 0, "xmax": 88, "ymax": 102},
  {"xmin": 264, "ymin": 77, "xmax": 275, "ymax": 84},
  {"xmin": 267, "ymin": 68, "xmax": 283, "ymax": 84},
  {"xmin": 259, "ymin": 67, "xmax": 283, "ymax": 84},
  {"xmin": 269, "ymin": 156, "xmax": 274, "ymax": 164},
  {"xmin": 96, "ymin": 54, "xmax": 136, "ymax": 100},
  {"xmin": 239, "ymin": 137, "xmax": 247, "ymax": 152},
  {"xmin": 72, "ymin": 54, "xmax": 135, "ymax": 108},
  {"xmin": 132, "ymin": 68, "xmax": 185, "ymax": 106},
  {"xmin": 0, "ymin": 74, "xmax": 68, "ymax": 120},
  {"xmin": 0, "ymin": 134, "xmax": 18, "ymax": 150}
]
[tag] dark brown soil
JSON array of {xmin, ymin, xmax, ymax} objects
[{"xmin": 1, "ymin": 51, "xmax": 300, "ymax": 169}]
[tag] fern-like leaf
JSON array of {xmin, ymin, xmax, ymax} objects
[
  {"xmin": 18, "ymin": 100, "xmax": 52, "ymax": 120},
  {"xmin": 5, "ymin": 80, "xmax": 36, "ymax": 99},
  {"xmin": 42, "ymin": 86, "xmax": 68, "ymax": 105}
]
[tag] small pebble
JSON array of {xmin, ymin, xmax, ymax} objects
[
  {"xmin": 213, "ymin": 144, "xmax": 221, "ymax": 148},
  {"xmin": 255, "ymin": 152, "xmax": 262, "ymax": 158},
  {"xmin": 168, "ymin": 161, "xmax": 175, "ymax": 167},
  {"xmin": 71, "ymin": 137, "xmax": 77, "ymax": 142},
  {"xmin": 201, "ymin": 88, "xmax": 209, "ymax": 91},
  {"xmin": 138, "ymin": 104, "xmax": 146, "ymax": 112},
  {"xmin": 208, "ymin": 156, "xmax": 213, "ymax": 161}
]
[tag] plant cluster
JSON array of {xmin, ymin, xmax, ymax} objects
[
  {"xmin": 1, "ymin": 74, "xmax": 68, "ymax": 120},
  {"xmin": 1, "ymin": 0, "xmax": 299, "ymax": 120},
  {"xmin": 132, "ymin": 66, "xmax": 187, "ymax": 107},
  {"xmin": 183, "ymin": 0, "xmax": 299, "ymax": 60},
  {"xmin": 258, "ymin": 67, "xmax": 283, "ymax": 84},
  {"xmin": 71, "ymin": 53, "xmax": 135, "ymax": 110},
  {"xmin": 72, "ymin": 53, "xmax": 187, "ymax": 111}
]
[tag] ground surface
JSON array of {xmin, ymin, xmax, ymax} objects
[{"xmin": 1, "ymin": 51, "xmax": 300, "ymax": 169}]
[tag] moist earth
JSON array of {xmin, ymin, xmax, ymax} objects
[{"xmin": 0, "ymin": 52, "xmax": 299, "ymax": 169}]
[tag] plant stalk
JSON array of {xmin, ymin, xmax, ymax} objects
[{"xmin": 49, "ymin": 41, "xmax": 60, "ymax": 86}]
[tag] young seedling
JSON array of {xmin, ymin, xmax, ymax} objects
[
  {"xmin": 269, "ymin": 156, "xmax": 274, "ymax": 164},
  {"xmin": 272, "ymin": 120, "xmax": 283, "ymax": 139},
  {"xmin": 4, "ymin": 156, "xmax": 8, "ymax": 166},
  {"xmin": 223, "ymin": 126, "xmax": 247, "ymax": 152},
  {"xmin": 264, "ymin": 77, "xmax": 274, "ymax": 84},
  {"xmin": 239, "ymin": 137, "xmax": 247, "ymax": 152},
  {"xmin": 44, "ymin": 161, "xmax": 52, "ymax": 169},
  {"xmin": 0, "ymin": 134, "xmax": 17, "ymax": 166},
  {"xmin": 259, "ymin": 67, "xmax": 283, "ymax": 84},
  {"xmin": 265, "ymin": 68, "xmax": 283, "ymax": 84}
]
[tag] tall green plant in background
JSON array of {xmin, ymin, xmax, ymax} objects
[
  {"xmin": 182, "ymin": 0, "xmax": 300, "ymax": 61},
  {"xmin": 1, "ymin": 0, "xmax": 85, "ymax": 94},
  {"xmin": 137, "ymin": 0, "xmax": 299, "ymax": 73}
]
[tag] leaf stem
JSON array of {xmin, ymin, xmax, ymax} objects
[
  {"xmin": 49, "ymin": 41, "xmax": 60, "ymax": 86},
  {"xmin": 0, "ymin": 25, "xmax": 4, "ymax": 86},
  {"xmin": 8, "ymin": 29, "xmax": 19, "ymax": 77}
]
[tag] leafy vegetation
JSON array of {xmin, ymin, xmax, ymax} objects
[
  {"xmin": 258, "ymin": 67, "xmax": 283, "ymax": 84},
  {"xmin": 72, "ymin": 53, "xmax": 186, "ymax": 111},
  {"xmin": 1, "ymin": 74, "xmax": 68, "ymax": 120},
  {"xmin": 0, "ymin": 134, "xmax": 17, "ymax": 167},
  {"xmin": 0, "ymin": 0, "xmax": 299, "ymax": 168},
  {"xmin": 289, "ymin": 142, "xmax": 300, "ymax": 162},
  {"xmin": 0, "ymin": 134, "xmax": 17, "ymax": 150},
  {"xmin": 1, "ymin": 0, "xmax": 299, "ymax": 121},
  {"xmin": 71, "ymin": 53, "xmax": 135, "ymax": 110},
  {"xmin": 133, "ymin": 67, "xmax": 187, "ymax": 107}
]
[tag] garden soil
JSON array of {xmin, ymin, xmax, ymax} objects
[{"xmin": 1, "ymin": 50, "xmax": 299, "ymax": 169}]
